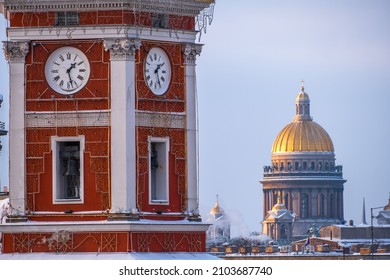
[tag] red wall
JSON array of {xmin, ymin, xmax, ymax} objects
[
  {"xmin": 2, "ymin": 232, "xmax": 206, "ymax": 253},
  {"xmin": 9, "ymin": 11, "xmax": 195, "ymax": 30},
  {"xmin": 135, "ymin": 42, "xmax": 187, "ymax": 214},
  {"xmin": 25, "ymin": 41, "xmax": 111, "ymax": 215}
]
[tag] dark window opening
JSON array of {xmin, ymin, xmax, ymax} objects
[
  {"xmin": 280, "ymin": 224, "xmax": 288, "ymax": 239},
  {"xmin": 55, "ymin": 12, "xmax": 79, "ymax": 26},
  {"xmin": 58, "ymin": 141, "xmax": 80, "ymax": 199},
  {"xmin": 152, "ymin": 13, "xmax": 169, "ymax": 28}
]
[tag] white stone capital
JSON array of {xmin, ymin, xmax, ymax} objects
[
  {"xmin": 103, "ymin": 38, "xmax": 141, "ymax": 61},
  {"xmin": 2, "ymin": 41, "xmax": 30, "ymax": 62},
  {"xmin": 183, "ymin": 43, "xmax": 202, "ymax": 65}
]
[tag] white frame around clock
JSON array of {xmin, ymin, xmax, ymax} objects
[
  {"xmin": 45, "ymin": 46, "xmax": 90, "ymax": 95},
  {"xmin": 144, "ymin": 47, "xmax": 171, "ymax": 96}
]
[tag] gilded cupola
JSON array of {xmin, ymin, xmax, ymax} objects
[{"xmin": 272, "ymin": 83, "xmax": 334, "ymax": 153}]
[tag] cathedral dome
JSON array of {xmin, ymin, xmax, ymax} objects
[
  {"xmin": 272, "ymin": 120, "xmax": 334, "ymax": 153},
  {"xmin": 272, "ymin": 84, "xmax": 334, "ymax": 153}
]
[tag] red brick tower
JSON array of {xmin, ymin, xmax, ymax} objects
[{"xmin": 0, "ymin": 0, "xmax": 215, "ymax": 254}]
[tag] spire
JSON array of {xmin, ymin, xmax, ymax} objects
[
  {"xmin": 294, "ymin": 81, "xmax": 312, "ymax": 122},
  {"xmin": 361, "ymin": 198, "xmax": 367, "ymax": 225}
]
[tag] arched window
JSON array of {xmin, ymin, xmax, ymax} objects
[{"xmin": 280, "ymin": 224, "xmax": 288, "ymax": 239}]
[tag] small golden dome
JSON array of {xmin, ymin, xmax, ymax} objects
[
  {"xmin": 210, "ymin": 201, "xmax": 221, "ymax": 215},
  {"xmin": 296, "ymin": 91, "xmax": 310, "ymax": 102},
  {"xmin": 272, "ymin": 203, "xmax": 287, "ymax": 211}
]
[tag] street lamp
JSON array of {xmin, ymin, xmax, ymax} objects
[{"xmin": 370, "ymin": 206, "xmax": 384, "ymax": 260}]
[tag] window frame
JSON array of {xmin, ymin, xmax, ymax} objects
[
  {"xmin": 51, "ymin": 136, "xmax": 85, "ymax": 204},
  {"xmin": 55, "ymin": 11, "xmax": 80, "ymax": 26},
  {"xmin": 148, "ymin": 136, "xmax": 170, "ymax": 205}
]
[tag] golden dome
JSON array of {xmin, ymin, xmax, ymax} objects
[
  {"xmin": 210, "ymin": 201, "xmax": 221, "ymax": 215},
  {"xmin": 272, "ymin": 85, "xmax": 334, "ymax": 153},
  {"xmin": 272, "ymin": 203, "xmax": 287, "ymax": 211},
  {"xmin": 296, "ymin": 91, "xmax": 310, "ymax": 102},
  {"xmin": 272, "ymin": 120, "xmax": 334, "ymax": 153}
]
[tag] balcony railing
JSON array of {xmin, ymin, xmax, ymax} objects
[{"xmin": 263, "ymin": 165, "xmax": 343, "ymax": 179}]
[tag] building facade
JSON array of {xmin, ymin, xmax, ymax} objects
[
  {"xmin": 0, "ymin": 0, "xmax": 214, "ymax": 254},
  {"xmin": 261, "ymin": 84, "xmax": 346, "ymax": 239},
  {"xmin": 206, "ymin": 196, "xmax": 231, "ymax": 243},
  {"xmin": 261, "ymin": 193, "xmax": 294, "ymax": 242}
]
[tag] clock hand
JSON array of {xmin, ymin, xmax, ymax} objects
[
  {"xmin": 66, "ymin": 63, "xmax": 77, "ymax": 84},
  {"xmin": 155, "ymin": 71, "xmax": 161, "ymax": 86},
  {"xmin": 154, "ymin": 64, "xmax": 162, "ymax": 87}
]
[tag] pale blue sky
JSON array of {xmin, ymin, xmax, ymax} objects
[
  {"xmin": 196, "ymin": 0, "xmax": 390, "ymax": 236},
  {"xmin": 1, "ymin": 0, "xmax": 389, "ymax": 236}
]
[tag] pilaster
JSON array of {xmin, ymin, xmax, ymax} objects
[
  {"xmin": 104, "ymin": 38, "xmax": 141, "ymax": 214},
  {"xmin": 183, "ymin": 43, "xmax": 202, "ymax": 218},
  {"xmin": 2, "ymin": 41, "xmax": 29, "ymax": 221}
]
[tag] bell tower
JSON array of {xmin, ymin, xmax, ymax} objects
[{"xmin": 0, "ymin": 0, "xmax": 215, "ymax": 254}]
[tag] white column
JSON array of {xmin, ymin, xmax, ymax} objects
[
  {"xmin": 3, "ymin": 41, "xmax": 29, "ymax": 216},
  {"xmin": 104, "ymin": 38, "xmax": 141, "ymax": 213},
  {"xmin": 183, "ymin": 43, "xmax": 202, "ymax": 215}
]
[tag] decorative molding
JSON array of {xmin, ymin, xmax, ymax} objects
[
  {"xmin": 25, "ymin": 111, "xmax": 110, "ymax": 128},
  {"xmin": 7, "ymin": 25, "xmax": 197, "ymax": 42},
  {"xmin": 2, "ymin": 41, "xmax": 30, "ymax": 62},
  {"xmin": 1, "ymin": 0, "xmax": 214, "ymax": 17},
  {"xmin": 0, "ymin": 220, "xmax": 211, "ymax": 233},
  {"xmin": 136, "ymin": 111, "xmax": 185, "ymax": 129},
  {"xmin": 183, "ymin": 43, "xmax": 202, "ymax": 65},
  {"xmin": 104, "ymin": 38, "xmax": 141, "ymax": 61},
  {"xmin": 25, "ymin": 110, "xmax": 184, "ymax": 130}
]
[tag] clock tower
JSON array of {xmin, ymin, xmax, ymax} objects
[{"xmin": 0, "ymin": 0, "xmax": 215, "ymax": 254}]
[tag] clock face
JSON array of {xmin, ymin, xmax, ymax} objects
[
  {"xmin": 144, "ymin": 47, "xmax": 171, "ymax": 96},
  {"xmin": 45, "ymin": 47, "xmax": 90, "ymax": 95}
]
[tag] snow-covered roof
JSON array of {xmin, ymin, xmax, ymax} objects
[{"xmin": 0, "ymin": 252, "xmax": 221, "ymax": 260}]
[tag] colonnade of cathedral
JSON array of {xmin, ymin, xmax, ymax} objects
[{"xmin": 263, "ymin": 188, "xmax": 344, "ymax": 220}]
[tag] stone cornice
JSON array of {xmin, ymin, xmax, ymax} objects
[
  {"xmin": 0, "ymin": 0, "xmax": 215, "ymax": 17},
  {"xmin": 0, "ymin": 220, "xmax": 211, "ymax": 233}
]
